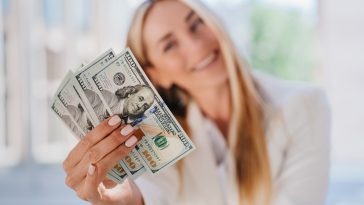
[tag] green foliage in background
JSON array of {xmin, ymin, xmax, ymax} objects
[{"xmin": 249, "ymin": 5, "xmax": 317, "ymax": 81}]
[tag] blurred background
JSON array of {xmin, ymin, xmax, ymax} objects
[{"xmin": 0, "ymin": 0, "xmax": 363, "ymax": 204}]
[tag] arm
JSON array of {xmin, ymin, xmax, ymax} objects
[{"xmin": 272, "ymin": 88, "xmax": 331, "ymax": 205}]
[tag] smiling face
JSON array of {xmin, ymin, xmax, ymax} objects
[
  {"xmin": 143, "ymin": 1, "xmax": 228, "ymax": 93},
  {"xmin": 123, "ymin": 86, "xmax": 154, "ymax": 116}
]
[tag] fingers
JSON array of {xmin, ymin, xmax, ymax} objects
[
  {"xmin": 94, "ymin": 134, "xmax": 143, "ymax": 181},
  {"xmin": 82, "ymin": 164, "xmax": 101, "ymax": 203},
  {"xmin": 63, "ymin": 114, "xmax": 144, "ymax": 203},
  {"xmin": 81, "ymin": 135, "xmax": 142, "ymax": 204},
  {"xmin": 64, "ymin": 122, "xmax": 144, "ymax": 194},
  {"xmin": 63, "ymin": 115, "xmax": 122, "ymax": 171},
  {"xmin": 67, "ymin": 126, "xmax": 143, "ymax": 187},
  {"xmin": 87, "ymin": 124, "xmax": 136, "ymax": 164}
]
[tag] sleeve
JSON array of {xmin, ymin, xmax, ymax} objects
[
  {"xmin": 134, "ymin": 165, "xmax": 180, "ymax": 205},
  {"xmin": 271, "ymin": 88, "xmax": 331, "ymax": 205}
]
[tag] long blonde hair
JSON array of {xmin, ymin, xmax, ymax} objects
[{"xmin": 126, "ymin": 0, "xmax": 272, "ymax": 204}]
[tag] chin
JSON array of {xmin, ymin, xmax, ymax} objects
[{"xmin": 193, "ymin": 72, "xmax": 229, "ymax": 90}]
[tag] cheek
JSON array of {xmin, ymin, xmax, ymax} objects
[
  {"xmin": 199, "ymin": 26, "xmax": 220, "ymax": 50},
  {"xmin": 155, "ymin": 55, "xmax": 192, "ymax": 87},
  {"xmin": 160, "ymin": 55, "xmax": 187, "ymax": 74}
]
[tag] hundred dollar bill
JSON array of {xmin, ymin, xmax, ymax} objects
[
  {"xmin": 73, "ymin": 49, "xmax": 115, "ymax": 122},
  {"xmin": 74, "ymin": 49, "xmax": 147, "ymax": 180},
  {"xmin": 51, "ymin": 97, "xmax": 84, "ymax": 138},
  {"xmin": 91, "ymin": 48, "xmax": 195, "ymax": 174},
  {"xmin": 53, "ymin": 71, "xmax": 124, "ymax": 183},
  {"xmin": 56, "ymin": 71, "xmax": 94, "ymax": 134}
]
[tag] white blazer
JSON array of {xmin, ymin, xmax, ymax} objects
[{"xmin": 135, "ymin": 72, "xmax": 331, "ymax": 205}]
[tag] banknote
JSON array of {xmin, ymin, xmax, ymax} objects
[
  {"xmin": 56, "ymin": 71, "xmax": 95, "ymax": 134},
  {"xmin": 73, "ymin": 49, "xmax": 115, "ymax": 123},
  {"xmin": 53, "ymin": 71, "xmax": 124, "ymax": 183},
  {"xmin": 73, "ymin": 49, "xmax": 146, "ymax": 180},
  {"xmin": 91, "ymin": 48, "xmax": 195, "ymax": 174},
  {"xmin": 50, "ymin": 96, "xmax": 85, "ymax": 138},
  {"xmin": 51, "ymin": 48, "xmax": 195, "ymax": 183}
]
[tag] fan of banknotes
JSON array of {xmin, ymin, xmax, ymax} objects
[{"xmin": 50, "ymin": 48, "xmax": 195, "ymax": 183}]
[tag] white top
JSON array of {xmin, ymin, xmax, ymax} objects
[{"xmin": 135, "ymin": 71, "xmax": 331, "ymax": 205}]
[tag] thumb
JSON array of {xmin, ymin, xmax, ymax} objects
[{"xmin": 83, "ymin": 164, "xmax": 102, "ymax": 203}]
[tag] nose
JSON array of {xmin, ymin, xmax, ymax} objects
[
  {"xmin": 184, "ymin": 34, "xmax": 206, "ymax": 55},
  {"xmin": 136, "ymin": 101, "xmax": 143, "ymax": 109},
  {"xmin": 183, "ymin": 34, "xmax": 210, "ymax": 66}
]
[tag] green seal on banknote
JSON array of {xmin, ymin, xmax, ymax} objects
[{"xmin": 154, "ymin": 135, "xmax": 169, "ymax": 150}]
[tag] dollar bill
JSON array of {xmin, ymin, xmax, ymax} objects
[
  {"xmin": 53, "ymin": 71, "xmax": 125, "ymax": 183},
  {"xmin": 50, "ymin": 96, "xmax": 85, "ymax": 138},
  {"xmin": 74, "ymin": 49, "xmax": 147, "ymax": 179},
  {"xmin": 91, "ymin": 48, "xmax": 195, "ymax": 174},
  {"xmin": 56, "ymin": 71, "xmax": 95, "ymax": 134},
  {"xmin": 73, "ymin": 49, "xmax": 115, "ymax": 123}
]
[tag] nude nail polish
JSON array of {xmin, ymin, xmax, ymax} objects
[
  {"xmin": 125, "ymin": 136, "xmax": 138, "ymax": 147},
  {"xmin": 108, "ymin": 115, "xmax": 121, "ymax": 126},
  {"xmin": 120, "ymin": 125, "xmax": 134, "ymax": 136},
  {"xmin": 88, "ymin": 164, "xmax": 95, "ymax": 175}
]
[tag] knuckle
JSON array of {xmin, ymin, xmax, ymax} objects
[
  {"xmin": 110, "ymin": 131, "xmax": 123, "ymax": 144},
  {"xmin": 62, "ymin": 158, "xmax": 70, "ymax": 171},
  {"xmin": 99, "ymin": 120, "xmax": 112, "ymax": 131},
  {"xmin": 76, "ymin": 190, "xmax": 88, "ymax": 201},
  {"xmin": 80, "ymin": 137, "xmax": 92, "ymax": 149},
  {"xmin": 87, "ymin": 149, "xmax": 99, "ymax": 163},
  {"xmin": 65, "ymin": 175, "xmax": 76, "ymax": 188},
  {"xmin": 82, "ymin": 190, "xmax": 95, "ymax": 201},
  {"xmin": 118, "ymin": 146, "xmax": 129, "ymax": 157}
]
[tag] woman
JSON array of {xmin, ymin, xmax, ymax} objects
[{"xmin": 62, "ymin": 0, "xmax": 330, "ymax": 205}]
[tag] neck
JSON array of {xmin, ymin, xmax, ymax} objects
[{"xmin": 189, "ymin": 82, "xmax": 231, "ymax": 138}]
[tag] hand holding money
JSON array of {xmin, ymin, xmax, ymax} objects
[
  {"xmin": 63, "ymin": 116, "xmax": 144, "ymax": 204},
  {"xmin": 51, "ymin": 48, "xmax": 195, "ymax": 185}
]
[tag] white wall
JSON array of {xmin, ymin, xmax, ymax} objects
[{"xmin": 320, "ymin": 0, "xmax": 364, "ymax": 164}]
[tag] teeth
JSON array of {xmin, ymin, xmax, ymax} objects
[{"xmin": 194, "ymin": 52, "xmax": 216, "ymax": 71}]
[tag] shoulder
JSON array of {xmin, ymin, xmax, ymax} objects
[
  {"xmin": 253, "ymin": 70, "xmax": 330, "ymax": 118},
  {"xmin": 253, "ymin": 70, "xmax": 331, "ymax": 142},
  {"xmin": 253, "ymin": 72, "xmax": 331, "ymax": 204},
  {"xmin": 253, "ymin": 70, "xmax": 329, "ymax": 111}
]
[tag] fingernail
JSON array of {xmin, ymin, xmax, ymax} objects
[
  {"xmin": 125, "ymin": 136, "xmax": 138, "ymax": 147},
  {"xmin": 88, "ymin": 164, "xmax": 95, "ymax": 176},
  {"xmin": 108, "ymin": 115, "xmax": 121, "ymax": 126},
  {"xmin": 120, "ymin": 125, "xmax": 134, "ymax": 136}
]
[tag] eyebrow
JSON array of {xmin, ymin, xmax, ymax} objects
[
  {"xmin": 157, "ymin": 32, "xmax": 173, "ymax": 44},
  {"xmin": 157, "ymin": 10, "xmax": 195, "ymax": 45},
  {"xmin": 185, "ymin": 10, "xmax": 194, "ymax": 22}
]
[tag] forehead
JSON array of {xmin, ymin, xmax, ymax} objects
[
  {"xmin": 137, "ymin": 87, "xmax": 152, "ymax": 96},
  {"xmin": 143, "ymin": 1, "xmax": 192, "ymax": 43}
]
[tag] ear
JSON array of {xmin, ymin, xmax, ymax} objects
[{"xmin": 144, "ymin": 66, "xmax": 173, "ymax": 89}]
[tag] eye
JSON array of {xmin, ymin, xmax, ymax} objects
[
  {"xmin": 139, "ymin": 96, "xmax": 144, "ymax": 102},
  {"xmin": 163, "ymin": 40, "xmax": 178, "ymax": 53},
  {"xmin": 190, "ymin": 17, "xmax": 204, "ymax": 33},
  {"xmin": 143, "ymin": 104, "xmax": 148, "ymax": 110}
]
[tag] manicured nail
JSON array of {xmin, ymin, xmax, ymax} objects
[
  {"xmin": 120, "ymin": 125, "xmax": 134, "ymax": 136},
  {"xmin": 108, "ymin": 115, "xmax": 121, "ymax": 126},
  {"xmin": 88, "ymin": 164, "xmax": 95, "ymax": 176},
  {"xmin": 125, "ymin": 136, "xmax": 138, "ymax": 147}
]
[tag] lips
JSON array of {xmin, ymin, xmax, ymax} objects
[{"xmin": 192, "ymin": 49, "xmax": 219, "ymax": 72}]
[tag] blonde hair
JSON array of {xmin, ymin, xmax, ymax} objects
[{"xmin": 126, "ymin": 0, "xmax": 272, "ymax": 204}]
